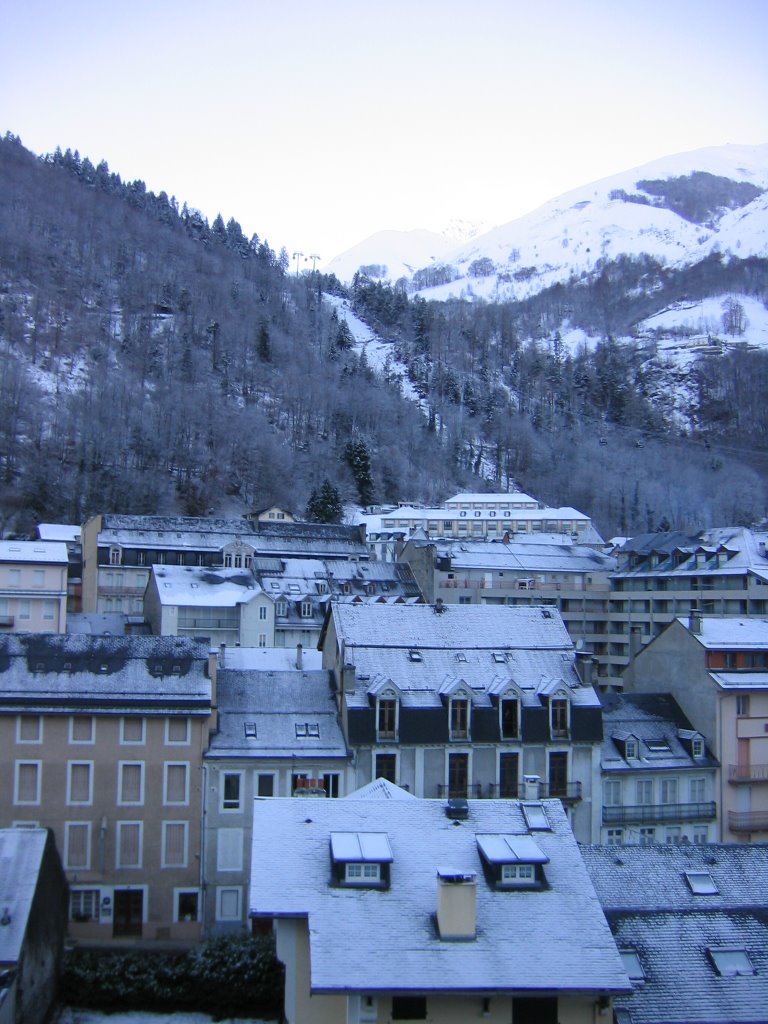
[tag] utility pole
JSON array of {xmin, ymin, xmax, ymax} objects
[
  {"xmin": 309, "ymin": 253, "xmax": 321, "ymax": 272},
  {"xmin": 293, "ymin": 251, "xmax": 304, "ymax": 278}
]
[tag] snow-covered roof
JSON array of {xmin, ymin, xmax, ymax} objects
[
  {"xmin": 681, "ymin": 615, "xmax": 768, "ymax": 649},
  {"xmin": 0, "ymin": 540, "xmax": 68, "ymax": 564},
  {"xmin": 0, "ymin": 634, "xmax": 211, "ymax": 713},
  {"xmin": 150, "ymin": 565, "xmax": 264, "ymax": 607},
  {"xmin": 36, "ymin": 523, "xmax": 81, "ymax": 543},
  {"xmin": 444, "ymin": 492, "xmax": 537, "ymax": 506},
  {"xmin": 206, "ymin": 669, "xmax": 347, "ymax": 761},
  {"xmin": 250, "ymin": 796, "xmax": 630, "ymax": 996},
  {"xmin": 430, "ymin": 538, "xmax": 615, "ymax": 574},
  {"xmin": 582, "ymin": 844, "xmax": 768, "ymax": 1024},
  {"xmin": 615, "ymin": 527, "xmax": 768, "ymax": 579},
  {"xmin": 217, "ymin": 646, "xmax": 323, "ymax": 672},
  {"xmin": 600, "ymin": 693, "xmax": 716, "ymax": 772},
  {"xmin": 0, "ymin": 827, "xmax": 49, "ymax": 964}
]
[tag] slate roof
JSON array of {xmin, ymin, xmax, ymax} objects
[
  {"xmin": 327, "ymin": 604, "xmax": 601, "ymax": 711},
  {"xmin": 206, "ymin": 669, "xmax": 347, "ymax": 760},
  {"xmin": 600, "ymin": 693, "xmax": 718, "ymax": 772},
  {"xmin": 250, "ymin": 797, "xmax": 630, "ymax": 996},
  {"xmin": 0, "ymin": 634, "xmax": 211, "ymax": 713},
  {"xmin": 582, "ymin": 845, "xmax": 768, "ymax": 1024},
  {"xmin": 0, "ymin": 541, "xmax": 68, "ymax": 564},
  {"xmin": 0, "ymin": 827, "xmax": 48, "ymax": 964},
  {"xmin": 431, "ymin": 538, "xmax": 615, "ymax": 574},
  {"xmin": 614, "ymin": 527, "xmax": 768, "ymax": 580}
]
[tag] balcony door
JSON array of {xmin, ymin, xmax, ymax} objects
[
  {"xmin": 548, "ymin": 752, "xmax": 568, "ymax": 798},
  {"xmin": 448, "ymin": 753, "xmax": 469, "ymax": 798}
]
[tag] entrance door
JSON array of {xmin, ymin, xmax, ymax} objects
[{"xmin": 113, "ymin": 889, "xmax": 143, "ymax": 937}]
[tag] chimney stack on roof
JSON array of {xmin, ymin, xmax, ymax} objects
[
  {"xmin": 436, "ymin": 869, "xmax": 476, "ymax": 941},
  {"xmin": 296, "ymin": 643, "xmax": 303, "ymax": 670}
]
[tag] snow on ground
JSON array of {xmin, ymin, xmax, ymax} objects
[
  {"xmin": 640, "ymin": 294, "xmax": 768, "ymax": 352},
  {"xmin": 58, "ymin": 1011, "xmax": 276, "ymax": 1024},
  {"xmin": 323, "ymin": 294, "xmax": 423, "ymax": 404}
]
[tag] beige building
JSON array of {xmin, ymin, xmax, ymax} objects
[
  {"xmin": 0, "ymin": 634, "xmax": 213, "ymax": 943},
  {"xmin": 627, "ymin": 613, "xmax": 768, "ymax": 842},
  {"xmin": 0, "ymin": 542, "xmax": 68, "ymax": 634}
]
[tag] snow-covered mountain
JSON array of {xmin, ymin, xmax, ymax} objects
[{"xmin": 327, "ymin": 143, "xmax": 768, "ymax": 302}]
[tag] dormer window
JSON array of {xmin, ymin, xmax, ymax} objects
[
  {"xmin": 377, "ymin": 694, "xmax": 398, "ymax": 740},
  {"xmin": 276, "ymin": 600, "xmax": 288, "ymax": 617},
  {"xmin": 475, "ymin": 833, "xmax": 548, "ymax": 889},
  {"xmin": 625, "ymin": 738, "xmax": 638, "ymax": 759},
  {"xmin": 500, "ymin": 697, "xmax": 520, "ymax": 739},
  {"xmin": 300, "ymin": 600, "xmax": 313, "ymax": 618},
  {"xmin": 692, "ymin": 737, "xmax": 705, "ymax": 758},
  {"xmin": 330, "ymin": 831, "xmax": 393, "ymax": 889},
  {"xmin": 450, "ymin": 697, "xmax": 470, "ymax": 740},
  {"xmin": 550, "ymin": 698, "xmax": 569, "ymax": 738}
]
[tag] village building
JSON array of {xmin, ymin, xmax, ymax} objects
[
  {"xmin": 0, "ymin": 633, "xmax": 213, "ymax": 943},
  {"xmin": 0, "ymin": 541, "xmax": 68, "ymax": 634},
  {"xmin": 599, "ymin": 692, "xmax": 718, "ymax": 845},
  {"xmin": 626, "ymin": 612, "xmax": 768, "ymax": 842},
  {"xmin": 0, "ymin": 827, "xmax": 67, "ymax": 1024},
  {"xmin": 319, "ymin": 602, "xmax": 604, "ymax": 842},
  {"xmin": 249, "ymin": 792, "xmax": 630, "ymax": 1024}
]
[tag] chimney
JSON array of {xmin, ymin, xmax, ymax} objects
[
  {"xmin": 207, "ymin": 646, "xmax": 219, "ymax": 734},
  {"xmin": 523, "ymin": 774, "xmax": 541, "ymax": 800},
  {"xmin": 342, "ymin": 661, "xmax": 356, "ymax": 692},
  {"xmin": 629, "ymin": 626, "xmax": 642, "ymax": 659},
  {"xmin": 577, "ymin": 655, "xmax": 595, "ymax": 688},
  {"xmin": 436, "ymin": 869, "xmax": 476, "ymax": 940},
  {"xmin": 296, "ymin": 643, "xmax": 303, "ymax": 670},
  {"xmin": 689, "ymin": 606, "xmax": 703, "ymax": 635},
  {"xmin": 219, "ymin": 642, "xmax": 226, "ymax": 668}
]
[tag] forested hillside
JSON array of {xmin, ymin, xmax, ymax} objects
[{"xmin": 1, "ymin": 133, "xmax": 768, "ymax": 538}]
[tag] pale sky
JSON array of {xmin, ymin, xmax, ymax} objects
[{"xmin": 2, "ymin": 0, "xmax": 767, "ymax": 263}]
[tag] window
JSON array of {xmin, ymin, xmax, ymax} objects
[
  {"xmin": 258, "ymin": 633, "xmax": 267, "ymax": 647},
  {"xmin": 500, "ymin": 863, "xmax": 535, "ymax": 884},
  {"xmin": 65, "ymin": 822, "xmax": 91, "ymax": 869},
  {"xmin": 736, "ymin": 695, "xmax": 750, "ymax": 717},
  {"xmin": 450, "ymin": 697, "xmax": 469, "ymax": 739},
  {"xmin": 301, "ymin": 600, "xmax": 313, "ymax": 618},
  {"xmin": 256, "ymin": 774, "xmax": 275, "ymax": 797},
  {"xmin": 639, "ymin": 827, "xmax": 656, "ymax": 845},
  {"xmin": 276, "ymin": 600, "xmax": 288, "ymax": 617},
  {"xmin": 620, "ymin": 949, "xmax": 645, "ymax": 982},
  {"xmin": 14, "ymin": 761, "xmax": 41, "ymax": 804},
  {"xmin": 175, "ymin": 890, "xmax": 199, "ymax": 922},
  {"xmin": 244, "ymin": 722, "xmax": 257, "ymax": 738},
  {"xmin": 162, "ymin": 821, "xmax": 188, "ymax": 867},
  {"xmin": 116, "ymin": 822, "xmax": 143, "ymax": 868},
  {"xmin": 259, "ymin": 606, "xmax": 267, "ymax": 620},
  {"xmin": 693, "ymin": 826, "xmax": 709, "ymax": 844},
  {"xmin": 70, "ymin": 889, "xmax": 100, "ymax": 923},
  {"xmin": 323, "ymin": 772, "xmax": 340, "ymax": 798},
  {"xmin": 166, "ymin": 718, "xmax": 190, "ymax": 744},
  {"xmin": 377, "ymin": 697, "xmax": 397, "ymax": 739},
  {"xmin": 550, "ymin": 698, "xmax": 569, "ymax": 738},
  {"xmin": 690, "ymin": 777, "xmax": 706, "ymax": 802},
  {"xmin": 18, "ymin": 599, "xmax": 30, "ymax": 620},
  {"xmin": 604, "ymin": 780, "xmax": 622, "ymax": 806},
  {"xmin": 43, "ymin": 600, "xmax": 56, "ymax": 621},
  {"xmin": 164, "ymin": 763, "xmax": 189, "ymax": 805},
  {"xmin": 8, "ymin": 569, "xmax": 20, "ymax": 586},
  {"xmin": 70, "ymin": 716, "xmax": 94, "ymax": 744},
  {"xmin": 646, "ymin": 739, "xmax": 672, "ymax": 753},
  {"xmin": 448, "ymin": 752, "xmax": 469, "ymax": 798},
  {"xmin": 709, "ymin": 948, "xmax": 754, "ymax": 976},
  {"xmin": 685, "ymin": 870, "xmax": 719, "ymax": 895},
  {"xmin": 665, "ymin": 827, "xmax": 682, "ymax": 844},
  {"xmin": 500, "ymin": 698, "xmax": 519, "ymax": 739},
  {"xmin": 118, "ymin": 762, "xmax": 144, "ymax": 805},
  {"xmin": 120, "ymin": 717, "xmax": 145, "ymax": 744},
  {"xmin": 607, "ymin": 829, "xmax": 624, "ymax": 845},
  {"xmin": 661, "ymin": 779, "xmax": 678, "ymax": 804},
  {"xmin": 67, "ymin": 762, "xmax": 93, "ymax": 805},
  {"xmin": 625, "ymin": 738, "xmax": 638, "ymax": 759},
  {"xmin": 392, "ymin": 997, "xmax": 426, "ymax": 1021},
  {"xmin": 17, "ymin": 715, "xmax": 42, "ymax": 743},
  {"xmin": 346, "ymin": 863, "xmax": 381, "ymax": 883},
  {"xmin": 222, "ymin": 772, "xmax": 242, "ymax": 811},
  {"xmin": 217, "ymin": 829, "xmax": 244, "ymax": 871},
  {"xmin": 375, "ymin": 753, "xmax": 397, "ymax": 783},
  {"xmin": 295, "ymin": 722, "xmax": 320, "ymax": 738},
  {"xmin": 216, "ymin": 887, "xmax": 242, "ymax": 921},
  {"xmin": 692, "ymin": 737, "xmax": 705, "ymax": 758},
  {"xmin": 635, "ymin": 779, "xmax": 653, "ymax": 805}
]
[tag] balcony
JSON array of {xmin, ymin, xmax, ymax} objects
[
  {"xmin": 728, "ymin": 810, "xmax": 768, "ymax": 832},
  {"xmin": 437, "ymin": 784, "xmax": 483, "ymax": 800},
  {"xmin": 487, "ymin": 782, "xmax": 522, "ymax": 799},
  {"xmin": 729, "ymin": 763, "xmax": 768, "ymax": 784},
  {"xmin": 603, "ymin": 801, "xmax": 716, "ymax": 825},
  {"xmin": 539, "ymin": 781, "xmax": 582, "ymax": 804}
]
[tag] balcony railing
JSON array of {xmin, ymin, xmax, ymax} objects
[
  {"xmin": 729, "ymin": 763, "xmax": 768, "ymax": 784},
  {"xmin": 539, "ymin": 781, "xmax": 582, "ymax": 803},
  {"xmin": 603, "ymin": 801, "xmax": 716, "ymax": 825},
  {"xmin": 728, "ymin": 810, "xmax": 768, "ymax": 832},
  {"xmin": 437, "ymin": 784, "xmax": 483, "ymax": 800},
  {"xmin": 487, "ymin": 782, "xmax": 522, "ymax": 799}
]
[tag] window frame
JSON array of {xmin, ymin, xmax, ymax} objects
[
  {"xmin": 64, "ymin": 821, "xmax": 92, "ymax": 870},
  {"xmin": 163, "ymin": 761, "xmax": 190, "ymax": 806},
  {"xmin": 69, "ymin": 715, "xmax": 95, "ymax": 744},
  {"xmin": 500, "ymin": 696, "xmax": 520, "ymax": 739},
  {"xmin": 16, "ymin": 715, "xmax": 42, "ymax": 744},
  {"xmin": 161, "ymin": 820, "xmax": 189, "ymax": 868},
  {"xmin": 165, "ymin": 717, "xmax": 190, "ymax": 746},
  {"xmin": 117, "ymin": 761, "xmax": 145, "ymax": 806},
  {"xmin": 221, "ymin": 771, "xmax": 244, "ymax": 812},
  {"xmin": 449, "ymin": 695, "xmax": 470, "ymax": 740},
  {"xmin": 66, "ymin": 760, "xmax": 94, "ymax": 806},
  {"xmin": 116, "ymin": 820, "xmax": 144, "ymax": 869},
  {"xmin": 376, "ymin": 695, "xmax": 398, "ymax": 740},
  {"xmin": 549, "ymin": 697, "xmax": 570, "ymax": 738},
  {"xmin": 120, "ymin": 717, "xmax": 145, "ymax": 745},
  {"xmin": 14, "ymin": 760, "xmax": 42, "ymax": 805},
  {"xmin": 216, "ymin": 886, "xmax": 242, "ymax": 921}
]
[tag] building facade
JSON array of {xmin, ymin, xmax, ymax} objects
[{"xmin": 0, "ymin": 542, "xmax": 68, "ymax": 634}]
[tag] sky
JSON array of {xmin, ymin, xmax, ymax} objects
[{"xmin": 2, "ymin": 0, "xmax": 767, "ymax": 264}]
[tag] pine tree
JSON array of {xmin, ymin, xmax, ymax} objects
[
  {"xmin": 305, "ymin": 479, "xmax": 343, "ymax": 523},
  {"xmin": 343, "ymin": 439, "xmax": 374, "ymax": 506}
]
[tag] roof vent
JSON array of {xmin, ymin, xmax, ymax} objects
[{"xmin": 445, "ymin": 798, "xmax": 469, "ymax": 820}]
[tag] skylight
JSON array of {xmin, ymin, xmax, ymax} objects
[
  {"xmin": 620, "ymin": 950, "xmax": 645, "ymax": 981},
  {"xmin": 408, "ymin": 649, "xmax": 422, "ymax": 662},
  {"xmin": 685, "ymin": 870, "xmax": 719, "ymax": 895},
  {"xmin": 709, "ymin": 948, "xmax": 754, "ymax": 976},
  {"xmin": 295, "ymin": 722, "xmax": 320, "ymax": 738},
  {"xmin": 330, "ymin": 832, "xmax": 393, "ymax": 863},
  {"xmin": 522, "ymin": 803, "xmax": 551, "ymax": 831},
  {"xmin": 493, "ymin": 652, "xmax": 507, "ymax": 663},
  {"xmin": 646, "ymin": 739, "xmax": 672, "ymax": 753},
  {"xmin": 244, "ymin": 722, "xmax": 257, "ymax": 738}
]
